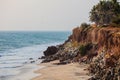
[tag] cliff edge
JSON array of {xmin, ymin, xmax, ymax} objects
[{"xmin": 42, "ymin": 25, "xmax": 120, "ymax": 80}]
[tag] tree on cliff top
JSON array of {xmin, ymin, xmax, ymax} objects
[{"xmin": 90, "ymin": 0, "xmax": 120, "ymax": 26}]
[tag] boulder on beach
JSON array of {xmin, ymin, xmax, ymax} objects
[
  {"xmin": 29, "ymin": 58, "xmax": 33, "ymax": 60},
  {"xmin": 30, "ymin": 60, "xmax": 35, "ymax": 63},
  {"xmin": 43, "ymin": 46, "xmax": 58, "ymax": 56}
]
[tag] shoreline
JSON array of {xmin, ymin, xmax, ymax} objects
[
  {"xmin": 3, "ymin": 63, "xmax": 44, "ymax": 80},
  {"xmin": 32, "ymin": 60, "xmax": 91, "ymax": 80}
]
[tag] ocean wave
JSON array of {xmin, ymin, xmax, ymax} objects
[{"xmin": 0, "ymin": 42, "xmax": 62, "ymax": 69}]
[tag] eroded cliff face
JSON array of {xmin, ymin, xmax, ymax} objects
[
  {"xmin": 67, "ymin": 26, "xmax": 120, "ymax": 80},
  {"xmin": 71, "ymin": 26, "xmax": 120, "ymax": 80},
  {"xmin": 72, "ymin": 27, "xmax": 120, "ymax": 56}
]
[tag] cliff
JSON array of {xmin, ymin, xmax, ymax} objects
[
  {"xmin": 72, "ymin": 27, "xmax": 120, "ymax": 44},
  {"xmin": 71, "ymin": 26, "xmax": 120, "ymax": 80},
  {"xmin": 72, "ymin": 26, "xmax": 120, "ymax": 56},
  {"xmin": 42, "ymin": 25, "xmax": 120, "ymax": 79}
]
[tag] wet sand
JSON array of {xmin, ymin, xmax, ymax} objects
[{"xmin": 4, "ymin": 63, "xmax": 43, "ymax": 80}]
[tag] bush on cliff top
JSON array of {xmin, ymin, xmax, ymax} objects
[
  {"xmin": 81, "ymin": 23, "xmax": 89, "ymax": 28},
  {"xmin": 90, "ymin": 0, "xmax": 120, "ymax": 26},
  {"xmin": 80, "ymin": 23, "xmax": 90, "ymax": 29},
  {"xmin": 111, "ymin": 15, "xmax": 120, "ymax": 27}
]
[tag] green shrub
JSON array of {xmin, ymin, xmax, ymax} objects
[
  {"xmin": 111, "ymin": 16, "xmax": 120, "ymax": 27},
  {"xmin": 78, "ymin": 43, "xmax": 94, "ymax": 56},
  {"xmin": 90, "ymin": 0, "xmax": 120, "ymax": 26},
  {"xmin": 79, "ymin": 45, "xmax": 87, "ymax": 56},
  {"xmin": 80, "ymin": 23, "xmax": 90, "ymax": 29}
]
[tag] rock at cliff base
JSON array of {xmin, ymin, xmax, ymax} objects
[{"xmin": 43, "ymin": 46, "xmax": 58, "ymax": 56}]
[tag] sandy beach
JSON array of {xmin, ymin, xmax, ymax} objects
[{"xmin": 32, "ymin": 60, "xmax": 91, "ymax": 80}]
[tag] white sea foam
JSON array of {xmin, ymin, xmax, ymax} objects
[
  {"xmin": 0, "ymin": 42, "xmax": 61, "ymax": 80},
  {"xmin": 0, "ymin": 31, "xmax": 70, "ymax": 80}
]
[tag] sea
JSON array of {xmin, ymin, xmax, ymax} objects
[{"xmin": 0, "ymin": 31, "xmax": 70, "ymax": 80}]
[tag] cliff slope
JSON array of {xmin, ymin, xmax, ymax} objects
[
  {"xmin": 71, "ymin": 26, "xmax": 120, "ymax": 80},
  {"xmin": 42, "ymin": 26, "xmax": 120, "ymax": 80}
]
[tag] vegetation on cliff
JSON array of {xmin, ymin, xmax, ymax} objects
[{"xmin": 90, "ymin": 0, "xmax": 120, "ymax": 26}]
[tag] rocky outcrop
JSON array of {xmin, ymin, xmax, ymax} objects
[
  {"xmin": 41, "ymin": 42, "xmax": 79, "ymax": 63},
  {"xmin": 88, "ymin": 50, "xmax": 120, "ymax": 80},
  {"xmin": 41, "ymin": 46, "xmax": 59, "ymax": 63},
  {"xmin": 41, "ymin": 54, "xmax": 58, "ymax": 63},
  {"xmin": 43, "ymin": 46, "xmax": 58, "ymax": 56}
]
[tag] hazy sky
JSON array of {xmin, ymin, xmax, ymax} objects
[{"xmin": 0, "ymin": 0, "xmax": 99, "ymax": 31}]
